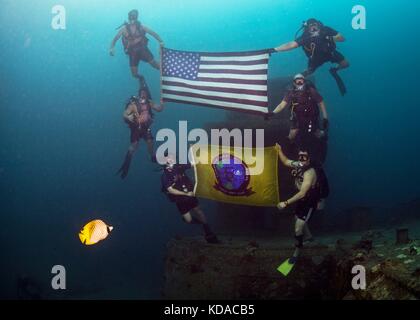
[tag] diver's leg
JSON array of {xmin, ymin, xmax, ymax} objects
[
  {"xmin": 183, "ymin": 208, "xmax": 214, "ymax": 240},
  {"xmin": 145, "ymin": 130, "xmax": 156, "ymax": 162},
  {"xmin": 130, "ymin": 66, "xmax": 142, "ymax": 79},
  {"xmin": 292, "ymin": 218, "xmax": 306, "ymax": 260},
  {"xmin": 302, "ymin": 68, "xmax": 315, "ymax": 77},
  {"xmin": 142, "ymin": 46, "xmax": 160, "ymax": 70},
  {"xmin": 332, "ymin": 50, "xmax": 350, "ymax": 73},
  {"xmin": 302, "ymin": 59, "xmax": 317, "ymax": 77},
  {"xmin": 192, "ymin": 207, "xmax": 219, "ymax": 243},
  {"xmin": 191, "ymin": 207, "xmax": 207, "ymax": 224},
  {"xmin": 182, "ymin": 212, "xmax": 193, "ymax": 224},
  {"xmin": 117, "ymin": 140, "xmax": 139, "ymax": 179},
  {"xmin": 149, "ymin": 59, "xmax": 160, "ymax": 70},
  {"xmin": 338, "ymin": 59, "xmax": 349, "ymax": 70},
  {"xmin": 330, "ymin": 60, "xmax": 350, "ymax": 74},
  {"xmin": 303, "ymin": 223, "xmax": 313, "ymax": 241},
  {"xmin": 329, "ymin": 51, "xmax": 348, "ymax": 95},
  {"xmin": 129, "ymin": 51, "xmax": 142, "ymax": 79}
]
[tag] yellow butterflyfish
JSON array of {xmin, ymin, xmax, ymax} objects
[{"xmin": 79, "ymin": 219, "xmax": 113, "ymax": 245}]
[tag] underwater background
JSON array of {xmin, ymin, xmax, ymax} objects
[{"xmin": 1, "ymin": 0, "xmax": 419, "ymax": 299}]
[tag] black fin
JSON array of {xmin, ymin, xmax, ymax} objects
[{"xmin": 329, "ymin": 68, "xmax": 347, "ymax": 96}]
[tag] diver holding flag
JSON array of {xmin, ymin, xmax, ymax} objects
[
  {"xmin": 160, "ymin": 155, "xmax": 220, "ymax": 244},
  {"xmin": 273, "ymin": 18, "xmax": 349, "ymax": 96},
  {"xmin": 274, "ymin": 143, "xmax": 329, "ymax": 276}
]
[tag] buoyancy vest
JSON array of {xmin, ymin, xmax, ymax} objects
[{"xmin": 122, "ymin": 21, "xmax": 148, "ymax": 54}]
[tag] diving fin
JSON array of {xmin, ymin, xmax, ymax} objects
[
  {"xmin": 277, "ymin": 257, "xmax": 297, "ymax": 276},
  {"xmin": 329, "ymin": 68, "xmax": 347, "ymax": 96},
  {"xmin": 116, "ymin": 152, "xmax": 133, "ymax": 180}
]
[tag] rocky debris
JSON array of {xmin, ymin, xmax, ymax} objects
[
  {"xmin": 409, "ymin": 246, "xmax": 419, "ymax": 256},
  {"xmin": 362, "ymin": 230, "xmax": 384, "ymax": 241},
  {"xmin": 163, "ymin": 236, "xmax": 335, "ymax": 300},
  {"xmin": 163, "ymin": 232, "xmax": 420, "ymax": 300},
  {"xmin": 357, "ymin": 260, "xmax": 420, "ymax": 299},
  {"xmin": 353, "ymin": 239, "xmax": 373, "ymax": 252},
  {"xmin": 396, "ymin": 228, "xmax": 410, "ymax": 244}
]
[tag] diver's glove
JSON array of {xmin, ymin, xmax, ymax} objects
[{"xmin": 323, "ymin": 118, "xmax": 329, "ymax": 130}]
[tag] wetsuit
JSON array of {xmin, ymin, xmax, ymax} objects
[
  {"xmin": 291, "ymin": 163, "xmax": 321, "ymax": 221},
  {"xmin": 296, "ymin": 26, "xmax": 345, "ymax": 74},
  {"xmin": 123, "ymin": 22, "xmax": 154, "ymax": 67},
  {"xmin": 116, "ymin": 99, "xmax": 154, "ymax": 179},
  {"xmin": 126, "ymin": 100, "xmax": 154, "ymax": 143},
  {"xmin": 283, "ymin": 85, "xmax": 323, "ymax": 134},
  {"xmin": 161, "ymin": 164, "xmax": 199, "ymax": 215}
]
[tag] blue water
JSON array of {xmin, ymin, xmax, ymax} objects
[{"xmin": 1, "ymin": 0, "xmax": 419, "ymax": 299}]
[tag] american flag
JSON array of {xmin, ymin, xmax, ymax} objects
[{"xmin": 161, "ymin": 48, "xmax": 270, "ymax": 115}]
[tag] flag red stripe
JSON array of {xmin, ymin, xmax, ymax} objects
[
  {"xmin": 198, "ymin": 69, "xmax": 267, "ymax": 75},
  {"xmin": 163, "ymin": 89, "xmax": 268, "ymax": 107},
  {"xmin": 200, "ymin": 59, "xmax": 269, "ymax": 66},
  {"xmin": 200, "ymin": 49, "xmax": 270, "ymax": 57},
  {"xmin": 196, "ymin": 77, "xmax": 267, "ymax": 85},
  {"xmin": 162, "ymin": 80, "xmax": 267, "ymax": 96},
  {"xmin": 163, "ymin": 98, "xmax": 268, "ymax": 115}
]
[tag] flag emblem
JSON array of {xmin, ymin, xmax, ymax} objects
[{"xmin": 212, "ymin": 153, "xmax": 254, "ymax": 197}]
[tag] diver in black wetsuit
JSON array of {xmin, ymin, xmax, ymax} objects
[
  {"xmin": 275, "ymin": 143, "xmax": 329, "ymax": 265},
  {"xmin": 273, "ymin": 18, "xmax": 349, "ymax": 95},
  {"xmin": 161, "ymin": 155, "xmax": 219, "ymax": 244}
]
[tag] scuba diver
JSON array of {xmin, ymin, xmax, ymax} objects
[
  {"xmin": 161, "ymin": 155, "xmax": 220, "ymax": 244},
  {"xmin": 274, "ymin": 143, "xmax": 329, "ymax": 276},
  {"xmin": 272, "ymin": 74, "xmax": 329, "ymax": 144},
  {"xmin": 117, "ymin": 78, "xmax": 163, "ymax": 179},
  {"xmin": 109, "ymin": 9, "xmax": 164, "ymax": 80},
  {"xmin": 273, "ymin": 18, "xmax": 349, "ymax": 95}
]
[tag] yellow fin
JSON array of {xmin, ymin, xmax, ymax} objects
[{"xmin": 277, "ymin": 259, "xmax": 295, "ymax": 276}]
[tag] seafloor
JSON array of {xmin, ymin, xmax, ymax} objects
[{"xmin": 163, "ymin": 219, "xmax": 420, "ymax": 300}]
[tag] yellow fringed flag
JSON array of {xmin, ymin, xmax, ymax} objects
[{"xmin": 190, "ymin": 144, "xmax": 279, "ymax": 207}]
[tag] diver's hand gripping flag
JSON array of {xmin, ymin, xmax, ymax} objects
[
  {"xmin": 161, "ymin": 47, "xmax": 271, "ymax": 115},
  {"xmin": 190, "ymin": 145, "xmax": 280, "ymax": 207}
]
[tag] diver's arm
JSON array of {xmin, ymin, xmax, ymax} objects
[
  {"xmin": 318, "ymin": 101, "xmax": 328, "ymax": 120},
  {"xmin": 167, "ymin": 186, "xmax": 194, "ymax": 197},
  {"xmin": 143, "ymin": 26, "xmax": 164, "ymax": 44},
  {"xmin": 274, "ymin": 41, "xmax": 299, "ymax": 52},
  {"xmin": 123, "ymin": 103, "xmax": 138, "ymax": 122},
  {"xmin": 274, "ymin": 143, "xmax": 294, "ymax": 168},
  {"xmin": 110, "ymin": 29, "xmax": 124, "ymax": 54},
  {"xmin": 284, "ymin": 171, "xmax": 315, "ymax": 206},
  {"xmin": 273, "ymin": 100, "xmax": 288, "ymax": 114},
  {"xmin": 150, "ymin": 100, "xmax": 164, "ymax": 112},
  {"xmin": 333, "ymin": 33, "xmax": 345, "ymax": 42}
]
